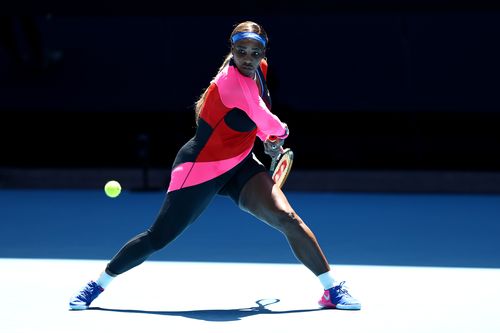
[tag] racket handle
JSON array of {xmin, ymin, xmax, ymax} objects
[{"xmin": 270, "ymin": 157, "xmax": 278, "ymax": 173}]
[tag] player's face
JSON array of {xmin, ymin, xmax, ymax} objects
[{"xmin": 231, "ymin": 39, "xmax": 265, "ymax": 77}]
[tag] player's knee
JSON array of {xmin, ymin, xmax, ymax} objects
[
  {"xmin": 149, "ymin": 228, "xmax": 176, "ymax": 250},
  {"xmin": 272, "ymin": 209, "xmax": 302, "ymax": 235}
]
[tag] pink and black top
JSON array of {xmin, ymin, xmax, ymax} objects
[{"xmin": 167, "ymin": 58, "xmax": 288, "ymax": 193}]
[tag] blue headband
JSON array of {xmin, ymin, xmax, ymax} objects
[{"xmin": 231, "ymin": 32, "xmax": 267, "ymax": 47}]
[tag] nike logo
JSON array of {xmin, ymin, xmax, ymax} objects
[{"xmin": 323, "ymin": 293, "xmax": 330, "ymax": 301}]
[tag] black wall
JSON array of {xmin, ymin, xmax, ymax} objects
[{"xmin": 1, "ymin": 7, "xmax": 500, "ymax": 172}]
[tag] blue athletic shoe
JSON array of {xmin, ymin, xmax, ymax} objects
[
  {"xmin": 69, "ymin": 281, "xmax": 104, "ymax": 310},
  {"xmin": 318, "ymin": 281, "xmax": 361, "ymax": 310}
]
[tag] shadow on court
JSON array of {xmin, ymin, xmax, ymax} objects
[{"xmin": 87, "ymin": 299, "xmax": 323, "ymax": 322}]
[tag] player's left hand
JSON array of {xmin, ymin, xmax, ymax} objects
[{"xmin": 263, "ymin": 138, "xmax": 284, "ymax": 159}]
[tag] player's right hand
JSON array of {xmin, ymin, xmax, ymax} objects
[{"xmin": 264, "ymin": 137, "xmax": 284, "ymax": 159}]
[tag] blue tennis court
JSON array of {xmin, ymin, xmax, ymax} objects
[{"xmin": 1, "ymin": 188, "xmax": 499, "ymax": 332}]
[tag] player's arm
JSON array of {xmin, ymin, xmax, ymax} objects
[{"xmin": 217, "ymin": 66, "xmax": 288, "ymax": 140}]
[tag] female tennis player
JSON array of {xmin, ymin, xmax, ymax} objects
[{"xmin": 69, "ymin": 20, "xmax": 360, "ymax": 311}]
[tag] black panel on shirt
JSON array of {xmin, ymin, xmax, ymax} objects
[{"xmin": 224, "ymin": 108, "xmax": 257, "ymax": 132}]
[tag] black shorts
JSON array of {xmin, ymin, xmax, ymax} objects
[{"xmin": 218, "ymin": 152, "xmax": 267, "ymax": 204}]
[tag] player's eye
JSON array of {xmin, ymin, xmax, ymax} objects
[{"xmin": 252, "ymin": 51, "xmax": 261, "ymax": 57}]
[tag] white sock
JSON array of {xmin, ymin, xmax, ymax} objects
[
  {"xmin": 317, "ymin": 271, "xmax": 336, "ymax": 290},
  {"xmin": 96, "ymin": 271, "xmax": 114, "ymax": 289}
]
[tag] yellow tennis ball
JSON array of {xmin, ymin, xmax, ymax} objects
[{"xmin": 104, "ymin": 180, "xmax": 121, "ymax": 198}]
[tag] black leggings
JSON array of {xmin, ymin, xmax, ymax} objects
[{"xmin": 105, "ymin": 154, "xmax": 266, "ymax": 275}]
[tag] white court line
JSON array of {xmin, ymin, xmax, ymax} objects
[{"xmin": 1, "ymin": 258, "xmax": 500, "ymax": 333}]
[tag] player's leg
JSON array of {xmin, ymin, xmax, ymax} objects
[
  {"xmin": 238, "ymin": 172, "xmax": 361, "ymax": 310},
  {"xmin": 69, "ymin": 182, "xmax": 219, "ymax": 310},
  {"xmin": 106, "ymin": 184, "xmax": 215, "ymax": 275},
  {"xmin": 238, "ymin": 171, "xmax": 330, "ymax": 275}
]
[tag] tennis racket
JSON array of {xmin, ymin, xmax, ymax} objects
[
  {"xmin": 268, "ymin": 136, "xmax": 294, "ymax": 188},
  {"xmin": 270, "ymin": 148, "xmax": 294, "ymax": 188}
]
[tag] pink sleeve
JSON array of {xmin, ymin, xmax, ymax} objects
[
  {"xmin": 216, "ymin": 66, "xmax": 288, "ymax": 141},
  {"xmin": 256, "ymin": 129, "xmax": 268, "ymax": 141}
]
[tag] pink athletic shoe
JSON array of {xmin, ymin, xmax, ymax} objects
[{"xmin": 318, "ymin": 281, "xmax": 361, "ymax": 310}]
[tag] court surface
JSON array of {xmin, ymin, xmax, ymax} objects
[{"xmin": 1, "ymin": 189, "xmax": 500, "ymax": 332}]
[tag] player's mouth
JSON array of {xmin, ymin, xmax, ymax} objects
[{"xmin": 242, "ymin": 65, "xmax": 254, "ymax": 73}]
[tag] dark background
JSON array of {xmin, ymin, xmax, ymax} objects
[{"xmin": 1, "ymin": 1, "xmax": 500, "ymax": 181}]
